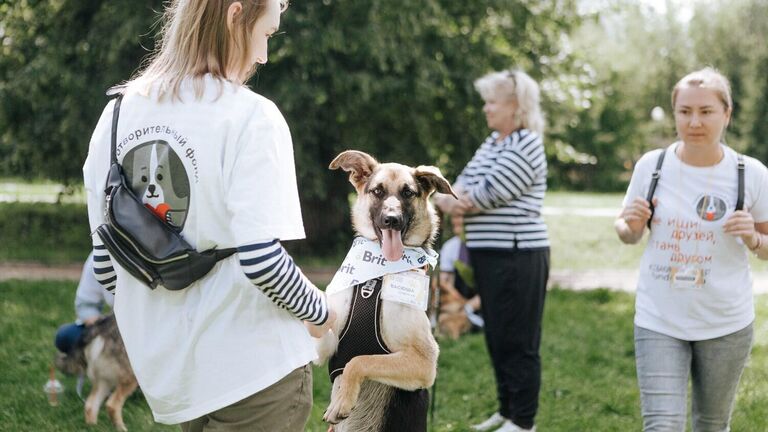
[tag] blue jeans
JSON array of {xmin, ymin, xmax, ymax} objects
[
  {"xmin": 634, "ymin": 323, "xmax": 753, "ymax": 432},
  {"xmin": 55, "ymin": 323, "xmax": 84, "ymax": 353}
]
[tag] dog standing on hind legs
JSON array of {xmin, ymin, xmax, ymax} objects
[
  {"xmin": 315, "ymin": 150, "xmax": 457, "ymax": 432},
  {"xmin": 55, "ymin": 313, "xmax": 138, "ymax": 431}
]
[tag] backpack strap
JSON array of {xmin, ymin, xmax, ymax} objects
[
  {"xmin": 736, "ymin": 153, "xmax": 745, "ymax": 211},
  {"xmin": 109, "ymin": 92, "xmax": 124, "ymax": 166},
  {"xmin": 646, "ymin": 148, "xmax": 667, "ymax": 229}
]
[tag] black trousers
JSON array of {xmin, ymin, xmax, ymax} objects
[{"xmin": 470, "ymin": 247, "xmax": 549, "ymax": 430}]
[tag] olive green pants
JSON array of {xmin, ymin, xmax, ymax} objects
[{"xmin": 179, "ymin": 364, "xmax": 313, "ymax": 432}]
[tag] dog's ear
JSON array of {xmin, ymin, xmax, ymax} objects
[
  {"xmin": 414, "ymin": 165, "xmax": 457, "ymax": 198},
  {"xmin": 329, "ymin": 150, "xmax": 379, "ymax": 190}
]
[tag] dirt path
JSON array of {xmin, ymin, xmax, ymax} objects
[{"xmin": 4, "ymin": 261, "xmax": 767, "ymax": 293}]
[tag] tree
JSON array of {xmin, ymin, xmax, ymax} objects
[
  {"xmin": 1, "ymin": 0, "xmax": 581, "ymax": 253},
  {"xmin": 257, "ymin": 0, "xmax": 580, "ymax": 251},
  {"xmin": 0, "ymin": 0, "xmax": 160, "ymax": 184},
  {"xmin": 688, "ymin": 0, "xmax": 768, "ymax": 160}
]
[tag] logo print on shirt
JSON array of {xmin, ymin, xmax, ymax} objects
[
  {"xmin": 694, "ymin": 194, "xmax": 727, "ymax": 222},
  {"xmin": 123, "ymin": 140, "xmax": 191, "ymax": 229}
]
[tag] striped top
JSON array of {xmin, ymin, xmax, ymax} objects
[
  {"xmin": 237, "ymin": 239, "xmax": 328, "ymax": 324},
  {"xmin": 92, "ymin": 238, "xmax": 328, "ymax": 325},
  {"xmin": 456, "ymin": 129, "xmax": 549, "ymax": 250}
]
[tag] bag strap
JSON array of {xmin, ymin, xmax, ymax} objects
[
  {"xmin": 736, "ymin": 153, "xmax": 745, "ymax": 211},
  {"xmin": 110, "ymin": 93, "xmax": 124, "ymax": 166},
  {"xmin": 645, "ymin": 148, "xmax": 667, "ymax": 229},
  {"xmin": 646, "ymin": 149, "xmax": 746, "ymax": 228},
  {"xmin": 213, "ymin": 247, "xmax": 237, "ymax": 259}
]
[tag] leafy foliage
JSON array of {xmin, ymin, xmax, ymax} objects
[
  {"xmin": 688, "ymin": 0, "xmax": 768, "ymax": 160},
  {"xmin": 3, "ymin": 0, "xmax": 768, "ymax": 250},
  {"xmin": 0, "ymin": 0, "xmax": 159, "ymax": 182},
  {"xmin": 0, "ymin": 202, "xmax": 90, "ymax": 263},
  {"xmin": 0, "ymin": 0, "xmax": 582, "ymax": 251},
  {"xmin": 255, "ymin": 0, "xmax": 580, "ymax": 249}
]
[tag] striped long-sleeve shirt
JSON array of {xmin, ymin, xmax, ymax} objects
[
  {"xmin": 91, "ymin": 238, "xmax": 328, "ymax": 325},
  {"xmin": 237, "ymin": 239, "xmax": 328, "ymax": 324},
  {"xmin": 456, "ymin": 129, "xmax": 549, "ymax": 250}
]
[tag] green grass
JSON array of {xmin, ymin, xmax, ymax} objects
[
  {"xmin": 544, "ymin": 190, "xmax": 624, "ymax": 209},
  {"xmin": 2, "ymin": 280, "xmax": 767, "ymax": 431},
  {"xmin": 0, "ymin": 180, "xmax": 85, "ymax": 204},
  {"xmin": 545, "ymin": 214, "xmax": 644, "ymax": 270}
]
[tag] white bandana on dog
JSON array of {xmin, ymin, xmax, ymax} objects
[{"xmin": 325, "ymin": 237, "xmax": 438, "ymax": 297}]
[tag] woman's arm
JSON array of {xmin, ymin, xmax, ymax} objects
[
  {"xmin": 749, "ymin": 222, "xmax": 768, "ymax": 260},
  {"xmin": 238, "ymin": 239, "xmax": 330, "ymax": 325},
  {"xmin": 463, "ymin": 134, "xmax": 544, "ymax": 210},
  {"xmin": 615, "ymin": 197, "xmax": 655, "ymax": 244},
  {"xmin": 91, "ymin": 243, "xmax": 117, "ymax": 292},
  {"xmin": 723, "ymin": 212, "xmax": 768, "ymax": 260}
]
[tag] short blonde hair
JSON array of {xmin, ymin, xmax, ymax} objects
[
  {"xmin": 129, "ymin": 0, "xmax": 287, "ymax": 100},
  {"xmin": 474, "ymin": 69, "xmax": 545, "ymax": 135},
  {"xmin": 671, "ymin": 67, "xmax": 733, "ymax": 112}
]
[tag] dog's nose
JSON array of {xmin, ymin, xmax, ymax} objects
[
  {"xmin": 148, "ymin": 184, "xmax": 156, "ymax": 194},
  {"xmin": 383, "ymin": 215, "xmax": 402, "ymax": 230}
]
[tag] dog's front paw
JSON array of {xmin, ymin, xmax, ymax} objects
[
  {"xmin": 84, "ymin": 406, "xmax": 98, "ymax": 425},
  {"xmin": 323, "ymin": 399, "xmax": 352, "ymax": 425}
]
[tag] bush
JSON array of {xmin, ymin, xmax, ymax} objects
[
  {"xmin": 0, "ymin": 202, "xmax": 343, "ymax": 266},
  {"xmin": 0, "ymin": 203, "xmax": 91, "ymax": 264}
]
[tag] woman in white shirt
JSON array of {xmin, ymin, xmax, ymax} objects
[
  {"xmin": 615, "ymin": 67, "xmax": 768, "ymax": 431},
  {"xmin": 83, "ymin": 0, "xmax": 335, "ymax": 430}
]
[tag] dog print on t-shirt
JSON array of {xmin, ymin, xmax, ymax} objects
[{"xmin": 122, "ymin": 140, "xmax": 190, "ymax": 229}]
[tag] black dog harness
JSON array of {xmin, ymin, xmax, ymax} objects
[
  {"xmin": 329, "ymin": 278, "xmax": 391, "ymax": 382},
  {"xmin": 327, "ymin": 276, "xmax": 431, "ymax": 432}
]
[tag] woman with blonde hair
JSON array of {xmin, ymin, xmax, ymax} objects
[
  {"xmin": 435, "ymin": 68, "xmax": 549, "ymax": 432},
  {"xmin": 615, "ymin": 67, "xmax": 768, "ymax": 431},
  {"xmin": 83, "ymin": 0, "xmax": 335, "ymax": 430}
]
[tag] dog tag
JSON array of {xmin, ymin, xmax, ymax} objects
[
  {"xmin": 670, "ymin": 266, "xmax": 704, "ymax": 289},
  {"xmin": 381, "ymin": 271, "xmax": 430, "ymax": 311}
]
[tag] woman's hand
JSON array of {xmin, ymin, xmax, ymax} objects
[
  {"xmin": 82, "ymin": 316, "xmax": 101, "ymax": 326},
  {"xmin": 305, "ymin": 303, "xmax": 337, "ymax": 338},
  {"xmin": 615, "ymin": 197, "xmax": 656, "ymax": 244},
  {"xmin": 456, "ymin": 193, "xmax": 479, "ymax": 215},
  {"xmin": 723, "ymin": 210, "xmax": 758, "ymax": 246},
  {"xmin": 435, "ymin": 192, "xmax": 471, "ymax": 216}
]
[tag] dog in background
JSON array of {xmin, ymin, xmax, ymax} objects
[
  {"xmin": 316, "ymin": 150, "xmax": 456, "ymax": 431},
  {"xmin": 55, "ymin": 314, "xmax": 138, "ymax": 431},
  {"xmin": 437, "ymin": 286, "xmax": 473, "ymax": 340}
]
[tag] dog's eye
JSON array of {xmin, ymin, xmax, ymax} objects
[
  {"xmin": 141, "ymin": 175, "xmax": 148, "ymax": 183},
  {"xmin": 402, "ymin": 188, "xmax": 416, "ymax": 199},
  {"xmin": 157, "ymin": 174, "xmax": 164, "ymax": 181},
  {"xmin": 371, "ymin": 187, "xmax": 384, "ymax": 198}
]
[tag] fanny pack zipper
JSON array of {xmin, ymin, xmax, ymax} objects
[
  {"xmin": 98, "ymin": 225, "xmax": 155, "ymax": 283},
  {"xmin": 106, "ymin": 187, "xmax": 190, "ymax": 265}
]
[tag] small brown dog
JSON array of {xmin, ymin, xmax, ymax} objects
[
  {"xmin": 316, "ymin": 150, "xmax": 456, "ymax": 431},
  {"xmin": 55, "ymin": 314, "xmax": 138, "ymax": 431},
  {"xmin": 437, "ymin": 288, "xmax": 473, "ymax": 340}
]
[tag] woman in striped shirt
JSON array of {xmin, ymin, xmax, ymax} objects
[
  {"xmin": 435, "ymin": 69, "xmax": 549, "ymax": 432},
  {"xmin": 84, "ymin": 0, "xmax": 335, "ymax": 429}
]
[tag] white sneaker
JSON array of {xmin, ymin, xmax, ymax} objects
[
  {"xmin": 471, "ymin": 412, "xmax": 506, "ymax": 431},
  {"xmin": 493, "ymin": 420, "xmax": 536, "ymax": 432}
]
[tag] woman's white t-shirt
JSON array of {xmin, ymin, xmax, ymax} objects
[
  {"xmin": 83, "ymin": 75, "xmax": 316, "ymax": 423},
  {"xmin": 624, "ymin": 143, "xmax": 768, "ymax": 341}
]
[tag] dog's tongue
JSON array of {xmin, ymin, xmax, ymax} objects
[{"xmin": 381, "ymin": 229, "xmax": 404, "ymax": 262}]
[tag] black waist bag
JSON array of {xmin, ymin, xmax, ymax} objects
[{"xmin": 95, "ymin": 92, "xmax": 236, "ymax": 290}]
